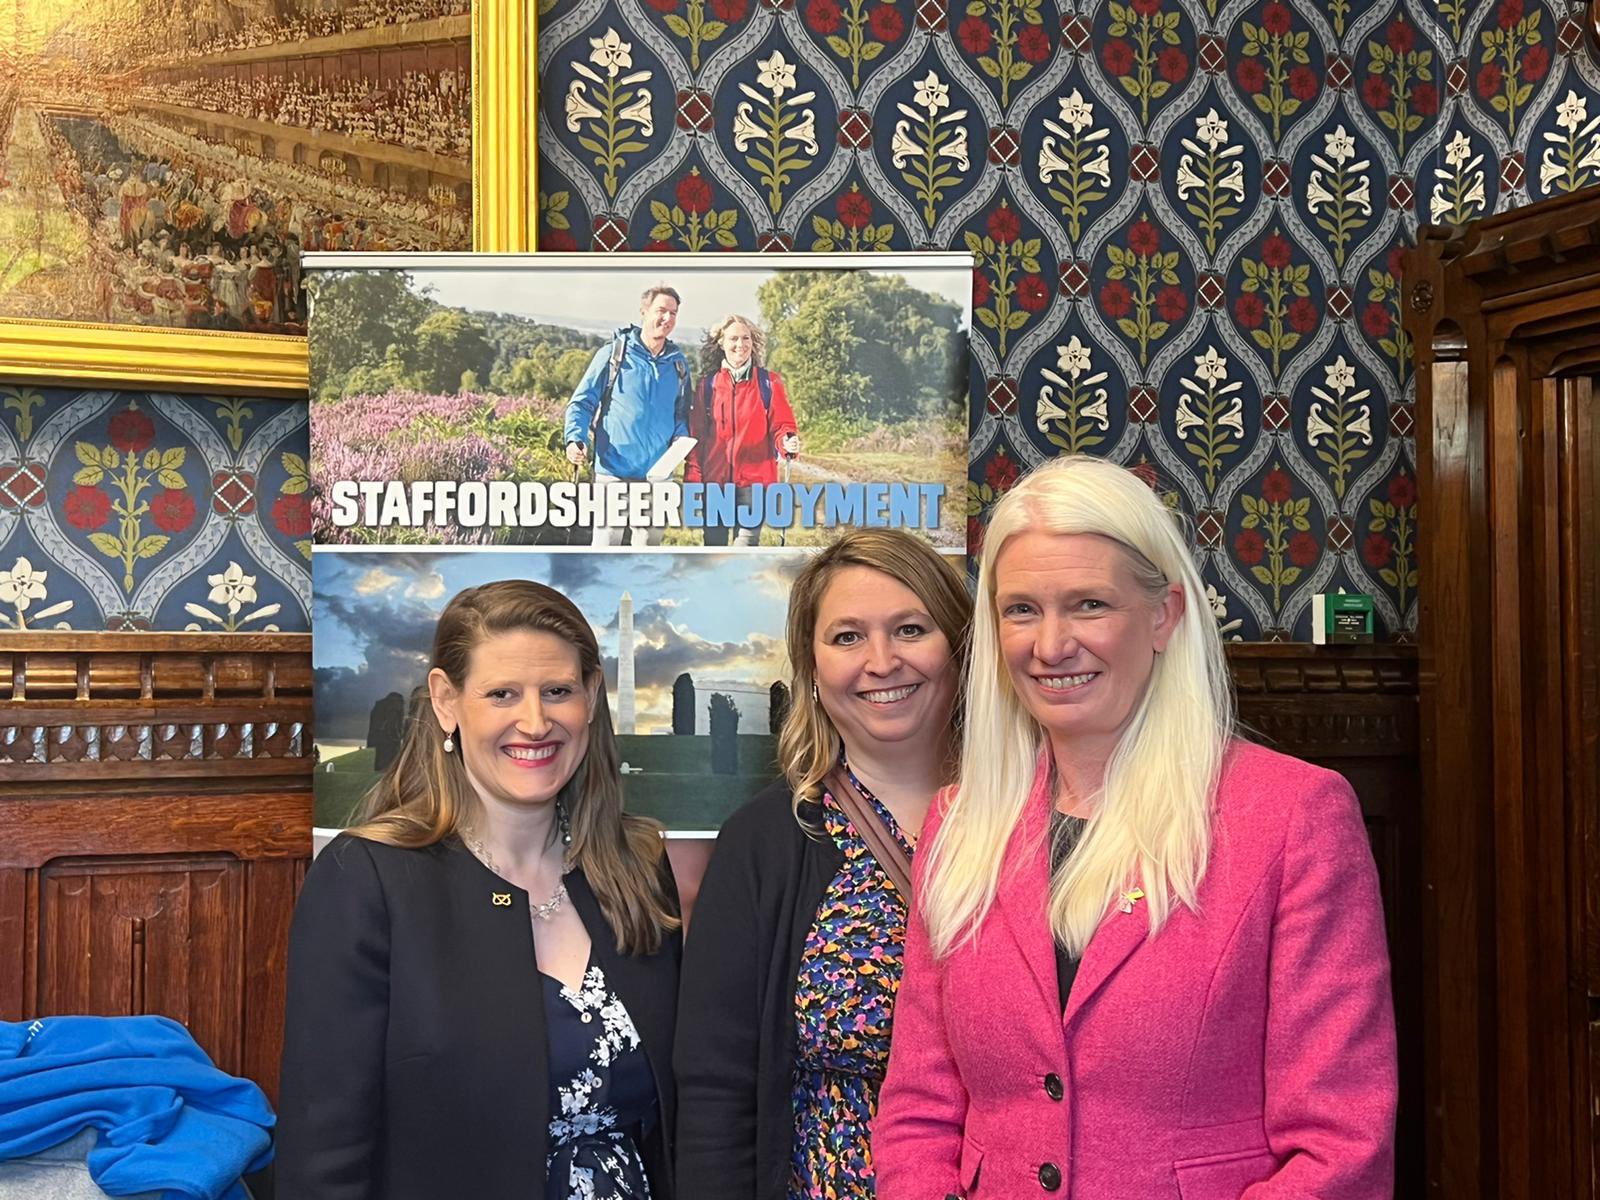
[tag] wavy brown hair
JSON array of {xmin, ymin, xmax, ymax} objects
[
  {"xmin": 778, "ymin": 529, "xmax": 973, "ymax": 824},
  {"xmin": 351, "ymin": 580, "xmax": 678, "ymax": 954},
  {"xmin": 697, "ymin": 313, "xmax": 768, "ymax": 377}
]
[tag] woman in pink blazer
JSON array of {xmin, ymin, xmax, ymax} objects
[{"xmin": 874, "ymin": 456, "xmax": 1397, "ymax": 1199}]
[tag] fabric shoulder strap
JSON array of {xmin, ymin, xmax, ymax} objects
[
  {"xmin": 826, "ymin": 767, "xmax": 913, "ymax": 898},
  {"xmin": 757, "ymin": 367, "xmax": 773, "ymax": 413}
]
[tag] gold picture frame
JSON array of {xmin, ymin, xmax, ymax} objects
[{"xmin": 0, "ymin": 0, "xmax": 539, "ymax": 396}]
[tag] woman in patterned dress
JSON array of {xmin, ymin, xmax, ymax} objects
[
  {"xmin": 675, "ymin": 529, "xmax": 972, "ymax": 1199},
  {"xmin": 278, "ymin": 580, "xmax": 682, "ymax": 1200}
]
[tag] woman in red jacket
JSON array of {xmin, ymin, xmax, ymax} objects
[{"xmin": 685, "ymin": 314, "xmax": 800, "ymax": 546}]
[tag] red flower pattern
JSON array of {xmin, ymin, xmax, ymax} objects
[
  {"xmin": 1388, "ymin": 474, "xmax": 1417, "ymax": 508},
  {"xmin": 1477, "ymin": 63, "xmax": 1503, "ymax": 100},
  {"xmin": 1288, "ymin": 297, "xmax": 1318, "ymax": 334},
  {"xmin": 541, "ymin": 229, "xmax": 578, "ymax": 251},
  {"xmin": 150, "ymin": 488, "xmax": 196, "ymax": 534},
  {"xmin": 711, "ymin": 0, "xmax": 746, "ymax": 18},
  {"xmin": 1288, "ymin": 531, "xmax": 1319, "ymax": 568},
  {"xmin": 985, "ymin": 453, "xmax": 1020, "ymax": 491},
  {"xmin": 1361, "ymin": 303, "xmax": 1393, "ymax": 338},
  {"xmin": 65, "ymin": 485, "xmax": 111, "ymax": 530},
  {"xmin": 958, "ymin": 15, "xmax": 992, "ymax": 54},
  {"xmin": 676, "ymin": 173, "xmax": 712, "ymax": 214},
  {"xmin": 1362, "ymin": 75, "xmax": 1392, "ymax": 110},
  {"xmin": 646, "ymin": 0, "xmax": 676, "ymax": 12},
  {"xmin": 1129, "ymin": 219, "xmax": 1161, "ymax": 257},
  {"xmin": 1363, "ymin": 532, "xmax": 1394, "ymax": 568},
  {"xmin": 108, "ymin": 410, "xmax": 156, "ymax": 455},
  {"xmin": 1156, "ymin": 286, "xmax": 1188, "ymax": 323},
  {"xmin": 1412, "ymin": 82, "xmax": 1438, "ymax": 116},
  {"xmin": 1234, "ymin": 293, "xmax": 1265, "ymax": 329},
  {"xmin": 1386, "ymin": 20, "xmax": 1414, "ymax": 54},
  {"xmin": 273, "ymin": 493, "xmax": 313, "ymax": 539},
  {"xmin": 1523, "ymin": 45, "xmax": 1549, "ymax": 83},
  {"xmin": 1158, "ymin": 48, "xmax": 1188, "ymax": 83},
  {"xmin": 1289, "ymin": 65, "xmax": 1317, "ymax": 101},
  {"xmin": 1262, "ymin": 468, "xmax": 1292, "ymax": 504},
  {"xmin": 838, "ymin": 189, "xmax": 873, "ymax": 229},
  {"xmin": 1498, "ymin": 0, "xmax": 1523, "ymax": 30},
  {"xmin": 1016, "ymin": 274, "xmax": 1050, "ymax": 312},
  {"xmin": 987, "ymin": 205, "xmax": 1021, "ymax": 244},
  {"xmin": 1017, "ymin": 24, "xmax": 1050, "ymax": 63},
  {"xmin": 806, "ymin": 0, "xmax": 841, "ymax": 33},
  {"xmin": 1387, "ymin": 244, "xmax": 1408, "ymax": 281},
  {"xmin": 1235, "ymin": 529, "xmax": 1266, "ymax": 566},
  {"xmin": 1099, "ymin": 280, "xmax": 1133, "ymax": 319},
  {"xmin": 1261, "ymin": 233, "xmax": 1293, "ymax": 270},
  {"xmin": 869, "ymin": 4, "xmax": 904, "ymax": 41},
  {"xmin": 1236, "ymin": 59, "xmax": 1266, "ymax": 93},
  {"xmin": 1261, "ymin": 1, "xmax": 1291, "ymax": 35},
  {"xmin": 973, "ymin": 269, "xmax": 991, "ymax": 307},
  {"xmin": 1131, "ymin": 0, "xmax": 1162, "ymax": 14},
  {"xmin": 1102, "ymin": 38, "xmax": 1134, "ymax": 76}
]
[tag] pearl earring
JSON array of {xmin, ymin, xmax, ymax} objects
[{"xmin": 443, "ymin": 731, "xmax": 455, "ymax": 753}]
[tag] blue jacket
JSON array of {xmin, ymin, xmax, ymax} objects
[
  {"xmin": 0, "ymin": 1016, "xmax": 274, "ymax": 1200},
  {"xmin": 563, "ymin": 326, "xmax": 691, "ymax": 480}
]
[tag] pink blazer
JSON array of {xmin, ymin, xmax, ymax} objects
[{"xmin": 874, "ymin": 740, "xmax": 1396, "ymax": 1199}]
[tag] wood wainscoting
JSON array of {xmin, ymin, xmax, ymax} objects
[{"xmin": 0, "ymin": 633, "xmax": 311, "ymax": 1103}]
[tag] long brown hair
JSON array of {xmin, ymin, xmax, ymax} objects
[
  {"xmin": 352, "ymin": 580, "xmax": 678, "ymax": 953},
  {"xmin": 778, "ymin": 529, "xmax": 973, "ymax": 822}
]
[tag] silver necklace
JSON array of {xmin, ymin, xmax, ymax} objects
[{"xmin": 463, "ymin": 830, "xmax": 571, "ymax": 920}]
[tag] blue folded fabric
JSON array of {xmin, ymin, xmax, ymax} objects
[{"xmin": 0, "ymin": 1016, "xmax": 274, "ymax": 1200}]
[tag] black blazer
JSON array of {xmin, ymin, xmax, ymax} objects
[
  {"xmin": 674, "ymin": 780, "xmax": 844, "ymax": 1200},
  {"xmin": 276, "ymin": 833, "xmax": 681, "ymax": 1200}
]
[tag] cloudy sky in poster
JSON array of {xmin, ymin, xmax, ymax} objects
[{"xmin": 312, "ymin": 548, "xmax": 808, "ymax": 741}]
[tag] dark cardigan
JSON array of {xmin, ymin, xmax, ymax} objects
[
  {"xmin": 674, "ymin": 779, "xmax": 845, "ymax": 1200},
  {"xmin": 277, "ymin": 833, "xmax": 681, "ymax": 1200}
]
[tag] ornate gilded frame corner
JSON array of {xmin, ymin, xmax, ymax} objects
[{"xmin": 0, "ymin": 3, "xmax": 539, "ymax": 392}]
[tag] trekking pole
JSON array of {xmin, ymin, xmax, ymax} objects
[{"xmin": 778, "ymin": 453, "xmax": 791, "ymax": 548}]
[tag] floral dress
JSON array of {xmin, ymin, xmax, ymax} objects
[
  {"xmin": 544, "ymin": 961, "xmax": 657, "ymax": 1200},
  {"xmin": 789, "ymin": 771, "xmax": 913, "ymax": 1199}
]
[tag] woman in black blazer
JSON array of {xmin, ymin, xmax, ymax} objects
[
  {"xmin": 277, "ymin": 580, "xmax": 681, "ymax": 1200},
  {"xmin": 674, "ymin": 530, "xmax": 971, "ymax": 1199}
]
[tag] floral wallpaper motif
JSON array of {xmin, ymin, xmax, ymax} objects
[
  {"xmin": 0, "ymin": 387, "xmax": 310, "ymax": 632},
  {"xmin": 538, "ymin": 0, "xmax": 1600, "ymax": 640}
]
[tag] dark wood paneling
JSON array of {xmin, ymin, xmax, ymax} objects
[{"xmin": 0, "ymin": 634, "xmax": 311, "ymax": 1104}]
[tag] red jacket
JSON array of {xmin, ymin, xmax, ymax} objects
[
  {"xmin": 875, "ymin": 740, "xmax": 1397, "ymax": 1199},
  {"xmin": 683, "ymin": 367, "xmax": 798, "ymax": 486}
]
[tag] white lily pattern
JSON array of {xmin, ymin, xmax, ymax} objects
[
  {"xmin": 564, "ymin": 29, "xmax": 655, "ymax": 200},
  {"xmin": 1305, "ymin": 125, "xmax": 1372, "ymax": 270},
  {"xmin": 1430, "ymin": 129, "xmax": 1486, "ymax": 225},
  {"xmin": 1175, "ymin": 345, "xmax": 1246, "ymax": 494},
  {"xmin": 733, "ymin": 51, "xmax": 819, "ymax": 215},
  {"xmin": 0, "ymin": 557, "xmax": 73, "ymax": 629},
  {"xmin": 1306, "ymin": 354, "xmax": 1373, "ymax": 499},
  {"xmin": 1036, "ymin": 335, "xmax": 1110, "ymax": 454},
  {"xmin": 1173, "ymin": 108, "xmax": 1244, "ymax": 259},
  {"xmin": 1039, "ymin": 89, "xmax": 1111, "ymax": 243},
  {"xmin": 891, "ymin": 70, "xmax": 971, "ymax": 231},
  {"xmin": 184, "ymin": 561, "xmax": 281, "ymax": 633},
  {"xmin": 1540, "ymin": 90, "xmax": 1600, "ymax": 195}
]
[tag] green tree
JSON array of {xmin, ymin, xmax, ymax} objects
[
  {"xmin": 411, "ymin": 309, "xmax": 495, "ymax": 395},
  {"xmin": 308, "ymin": 271, "xmax": 430, "ymax": 400}
]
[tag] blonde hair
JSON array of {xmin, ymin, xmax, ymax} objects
[
  {"xmin": 351, "ymin": 580, "xmax": 678, "ymax": 954},
  {"xmin": 698, "ymin": 313, "xmax": 767, "ymax": 377},
  {"xmin": 778, "ymin": 529, "xmax": 972, "ymax": 824},
  {"xmin": 920, "ymin": 456, "xmax": 1233, "ymax": 958}
]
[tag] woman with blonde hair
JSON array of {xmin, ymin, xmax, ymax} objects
[
  {"xmin": 278, "ymin": 580, "xmax": 681, "ymax": 1200},
  {"xmin": 874, "ymin": 456, "xmax": 1397, "ymax": 1198},
  {"xmin": 675, "ymin": 529, "xmax": 971, "ymax": 1199},
  {"xmin": 683, "ymin": 312, "xmax": 800, "ymax": 546}
]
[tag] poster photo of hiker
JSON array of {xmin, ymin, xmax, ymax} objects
[{"xmin": 303, "ymin": 252, "xmax": 972, "ymax": 549}]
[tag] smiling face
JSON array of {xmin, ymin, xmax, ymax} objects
[
  {"xmin": 812, "ymin": 565, "xmax": 958, "ymax": 761},
  {"xmin": 720, "ymin": 320, "xmax": 754, "ymax": 371},
  {"xmin": 994, "ymin": 530, "xmax": 1183, "ymax": 770},
  {"xmin": 639, "ymin": 291, "xmax": 679, "ymax": 350},
  {"xmin": 429, "ymin": 629, "xmax": 599, "ymax": 813}
]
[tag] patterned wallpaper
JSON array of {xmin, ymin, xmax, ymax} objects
[
  {"xmin": 0, "ymin": 388, "xmax": 311, "ymax": 632},
  {"xmin": 537, "ymin": 0, "xmax": 1600, "ymax": 640}
]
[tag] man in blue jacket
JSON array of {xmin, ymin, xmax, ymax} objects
[{"xmin": 564, "ymin": 284, "xmax": 691, "ymax": 546}]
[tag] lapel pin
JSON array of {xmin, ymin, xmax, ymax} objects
[
  {"xmin": 492, "ymin": 892, "xmax": 512, "ymax": 907},
  {"xmin": 1119, "ymin": 887, "xmax": 1145, "ymax": 914}
]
